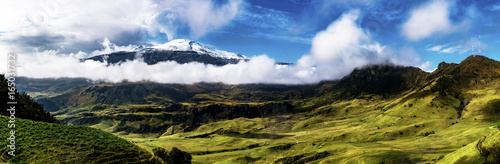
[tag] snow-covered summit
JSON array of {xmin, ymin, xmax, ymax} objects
[{"xmin": 151, "ymin": 39, "xmax": 247, "ymax": 60}]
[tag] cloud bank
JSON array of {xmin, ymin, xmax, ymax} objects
[
  {"xmin": 0, "ymin": 0, "xmax": 157, "ymax": 54},
  {"xmin": 0, "ymin": 0, "xmax": 245, "ymax": 55},
  {"xmin": 11, "ymin": 10, "xmax": 421, "ymax": 84}
]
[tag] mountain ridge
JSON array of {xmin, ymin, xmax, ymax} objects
[
  {"xmin": 83, "ymin": 39, "xmax": 251, "ymax": 66},
  {"xmin": 151, "ymin": 39, "xmax": 247, "ymax": 59}
]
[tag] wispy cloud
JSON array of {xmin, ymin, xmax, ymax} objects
[
  {"xmin": 427, "ymin": 44, "xmax": 449, "ymax": 52},
  {"xmin": 427, "ymin": 44, "xmax": 463, "ymax": 54},
  {"xmin": 249, "ymin": 33, "xmax": 311, "ymax": 44},
  {"xmin": 486, "ymin": 4, "xmax": 500, "ymax": 11},
  {"xmin": 158, "ymin": 0, "xmax": 245, "ymax": 39},
  {"xmin": 235, "ymin": 5, "xmax": 311, "ymax": 43},
  {"xmin": 439, "ymin": 46, "xmax": 462, "ymax": 53},
  {"xmin": 238, "ymin": 5, "xmax": 293, "ymax": 30}
]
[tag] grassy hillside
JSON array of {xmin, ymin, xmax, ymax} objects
[
  {"xmin": 437, "ymin": 130, "xmax": 500, "ymax": 164},
  {"xmin": 0, "ymin": 116, "xmax": 155, "ymax": 163},
  {"xmin": 15, "ymin": 77, "xmax": 95, "ymax": 99},
  {"xmin": 0, "ymin": 74, "xmax": 58, "ymax": 123}
]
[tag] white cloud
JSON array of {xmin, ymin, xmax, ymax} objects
[
  {"xmin": 418, "ymin": 61, "xmax": 436, "ymax": 72},
  {"xmin": 0, "ymin": 45, "xmax": 9, "ymax": 74},
  {"xmin": 0, "ymin": 0, "xmax": 158, "ymax": 54},
  {"xmin": 87, "ymin": 38, "xmax": 137, "ymax": 57},
  {"xmin": 158, "ymin": 0, "xmax": 245, "ymax": 39},
  {"xmin": 0, "ymin": 0, "xmax": 244, "ymax": 55},
  {"xmin": 427, "ymin": 44, "xmax": 463, "ymax": 54},
  {"xmin": 486, "ymin": 4, "xmax": 500, "ymax": 11},
  {"xmin": 306, "ymin": 9, "xmax": 391, "ymax": 79},
  {"xmin": 310, "ymin": 10, "xmax": 367, "ymax": 62},
  {"xmin": 439, "ymin": 46, "xmax": 461, "ymax": 53},
  {"xmin": 427, "ymin": 44, "xmax": 448, "ymax": 52},
  {"xmin": 401, "ymin": 0, "xmax": 453, "ymax": 41}
]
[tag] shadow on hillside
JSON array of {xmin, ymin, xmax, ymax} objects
[{"xmin": 224, "ymin": 132, "xmax": 294, "ymax": 139}]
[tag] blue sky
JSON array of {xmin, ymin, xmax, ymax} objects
[
  {"xmin": 1, "ymin": 0, "xmax": 500, "ymax": 83},
  {"xmin": 191, "ymin": 0, "xmax": 500, "ymax": 69}
]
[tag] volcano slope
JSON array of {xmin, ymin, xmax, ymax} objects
[{"xmin": 23, "ymin": 55, "xmax": 500, "ymax": 163}]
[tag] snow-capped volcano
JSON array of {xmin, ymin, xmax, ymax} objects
[
  {"xmin": 84, "ymin": 39, "xmax": 249, "ymax": 66},
  {"xmin": 150, "ymin": 39, "xmax": 247, "ymax": 60}
]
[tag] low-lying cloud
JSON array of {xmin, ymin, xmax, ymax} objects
[{"xmin": 11, "ymin": 10, "xmax": 421, "ymax": 84}]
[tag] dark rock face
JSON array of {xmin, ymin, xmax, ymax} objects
[
  {"xmin": 334, "ymin": 64, "xmax": 428, "ymax": 99},
  {"xmin": 61, "ymin": 102, "xmax": 293, "ymax": 135},
  {"xmin": 83, "ymin": 50, "xmax": 246, "ymax": 66}
]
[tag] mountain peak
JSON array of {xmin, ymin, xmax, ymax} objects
[
  {"xmin": 461, "ymin": 55, "xmax": 497, "ymax": 65},
  {"xmin": 152, "ymin": 39, "xmax": 248, "ymax": 60},
  {"xmin": 457, "ymin": 55, "xmax": 500, "ymax": 77},
  {"xmin": 153, "ymin": 39, "xmax": 195, "ymax": 51}
]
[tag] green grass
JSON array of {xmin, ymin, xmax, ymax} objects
[
  {"xmin": 490, "ymin": 122, "xmax": 500, "ymax": 126},
  {"xmin": 53, "ymin": 114, "xmax": 73, "ymax": 119},
  {"xmin": 193, "ymin": 94, "xmax": 228, "ymax": 101},
  {"xmin": 437, "ymin": 130, "xmax": 500, "ymax": 164},
  {"xmin": 190, "ymin": 117, "xmax": 266, "ymax": 134},
  {"xmin": 436, "ymin": 140, "xmax": 483, "ymax": 164},
  {"xmin": 0, "ymin": 116, "xmax": 153, "ymax": 163}
]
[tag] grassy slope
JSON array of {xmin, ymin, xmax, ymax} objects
[
  {"xmin": 437, "ymin": 130, "xmax": 500, "ymax": 164},
  {"xmin": 0, "ymin": 116, "xmax": 153, "ymax": 163},
  {"xmin": 15, "ymin": 76, "xmax": 95, "ymax": 99}
]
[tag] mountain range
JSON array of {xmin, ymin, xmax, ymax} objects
[{"xmin": 3, "ymin": 54, "xmax": 500, "ymax": 163}]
